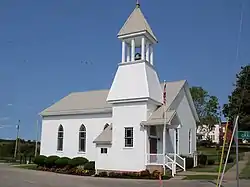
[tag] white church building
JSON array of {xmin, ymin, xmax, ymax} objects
[{"xmin": 40, "ymin": 2, "xmax": 199, "ymax": 176}]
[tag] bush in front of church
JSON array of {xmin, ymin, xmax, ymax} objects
[
  {"xmin": 185, "ymin": 157, "xmax": 194, "ymax": 169},
  {"xmin": 33, "ymin": 155, "xmax": 47, "ymax": 167},
  {"xmin": 84, "ymin": 161, "xmax": 95, "ymax": 170},
  {"xmin": 68, "ymin": 157, "xmax": 89, "ymax": 168},
  {"xmin": 55, "ymin": 157, "xmax": 71, "ymax": 168},
  {"xmin": 44, "ymin": 155, "xmax": 60, "ymax": 168}
]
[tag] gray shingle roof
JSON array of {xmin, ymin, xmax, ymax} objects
[
  {"xmin": 40, "ymin": 80, "xmax": 186, "ymax": 116},
  {"xmin": 141, "ymin": 109, "xmax": 177, "ymax": 126},
  {"xmin": 40, "ymin": 90, "xmax": 112, "ymax": 116},
  {"xmin": 117, "ymin": 5, "xmax": 157, "ymax": 42},
  {"xmin": 93, "ymin": 124, "xmax": 112, "ymax": 144}
]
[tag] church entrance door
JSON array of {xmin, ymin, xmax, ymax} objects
[{"xmin": 149, "ymin": 137, "xmax": 157, "ymax": 163}]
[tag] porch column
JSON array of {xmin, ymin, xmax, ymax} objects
[
  {"xmin": 173, "ymin": 126, "xmax": 177, "ymax": 175},
  {"xmin": 144, "ymin": 126, "xmax": 148, "ymax": 166},
  {"xmin": 163, "ymin": 123, "xmax": 166, "ymax": 175}
]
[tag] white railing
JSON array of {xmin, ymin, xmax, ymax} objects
[
  {"xmin": 146, "ymin": 154, "xmax": 175, "ymax": 177},
  {"xmin": 146, "ymin": 154, "xmax": 164, "ymax": 165},
  {"xmin": 165, "ymin": 154, "xmax": 175, "ymax": 177},
  {"xmin": 167, "ymin": 153, "xmax": 186, "ymax": 171}
]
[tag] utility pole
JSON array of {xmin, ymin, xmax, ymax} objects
[
  {"xmin": 234, "ymin": 115, "xmax": 239, "ymax": 187},
  {"xmin": 14, "ymin": 120, "xmax": 20, "ymax": 159},
  {"xmin": 34, "ymin": 119, "xmax": 39, "ymax": 157}
]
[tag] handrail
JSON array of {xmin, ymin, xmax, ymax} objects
[
  {"xmin": 165, "ymin": 154, "xmax": 174, "ymax": 162},
  {"xmin": 165, "ymin": 154, "xmax": 175, "ymax": 177},
  {"xmin": 176, "ymin": 154, "xmax": 186, "ymax": 171},
  {"xmin": 146, "ymin": 153, "xmax": 176, "ymax": 177},
  {"xmin": 166, "ymin": 153, "xmax": 186, "ymax": 171}
]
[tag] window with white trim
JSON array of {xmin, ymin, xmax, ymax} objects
[
  {"xmin": 125, "ymin": 127, "xmax": 133, "ymax": 147},
  {"xmin": 79, "ymin": 124, "xmax": 86, "ymax": 152},
  {"xmin": 188, "ymin": 129, "xmax": 192, "ymax": 154},
  {"xmin": 175, "ymin": 129, "xmax": 179, "ymax": 154},
  {"xmin": 57, "ymin": 125, "xmax": 64, "ymax": 151},
  {"xmin": 101, "ymin": 148, "xmax": 108, "ymax": 154}
]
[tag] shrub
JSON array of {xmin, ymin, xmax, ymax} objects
[
  {"xmin": 198, "ymin": 154, "xmax": 207, "ymax": 165},
  {"xmin": 198, "ymin": 140, "xmax": 215, "ymax": 148},
  {"xmin": 139, "ymin": 169, "xmax": 151, "ymax": 178},
  {"xmin": 44, "ymin": 155, "xmax": 60, "ymax": 168},
  {"xmin": 55, "ymin": 157, "xmax": 70, "ymax": 168},
  {"xmin": 99, "ymin": 171, "xmax": 108, "ymax": 177},
  {"xmin": 68, "ymin": 157, "xmax": 88, "ymax": 168},
  {"xmin": 152, "ymin": 170, "xmax": 161, "ymax": 178},
  {"xmin": 227, "ymin": 156, "xmax": 234, "ymax": 163},
  {"xmin": 207, "ymin": 159, "xmax": 215, "ymax": 165},
  {"xmin": 185, "ymin": 157, "xmax": 194, "ymax": 169},
  {"xmin": 84, "ymin": 161, "xmax": 95, "ymax": 170},
  {"xmin": 33, "ymin": 155, "xmax": 47, "ymax": 166}
]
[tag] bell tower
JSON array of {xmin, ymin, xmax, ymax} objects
[
  {"xmin": 118, "ymin": 2, "xmax": 157, "ymax": 65},
  {"xmin": 107, "ymin": 2, "xmax": 162, "ymax": 105}
]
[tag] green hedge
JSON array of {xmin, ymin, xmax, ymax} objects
[
  {"xmin": 33, "ymin": 155, "xmax": 47, "ymax": 166},
  {"xmin": 55, "ymin": 157, "xmax": 71, "ymax": 168},
  {"xmin": 84, "ymin": 161, "xmax": 95, "ymax": 170},
  {"xmin": 68, "ymin": 157, "xmax": 89, "ymax": 168},
  {"xmin": 44, "ymin": 156, "xmax": 60, "ymax": 168}
]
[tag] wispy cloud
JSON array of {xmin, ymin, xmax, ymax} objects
[
  {"xmin": 0, "ymin": 125, "xmax": 12, "ymax": 129},
  {"xmin": 7, "ymin": 103, "xmax": 13, "ymax": 106},
  {"xmin": 0, "ymin": 117, "xmax": 9, "ymax": 121}
]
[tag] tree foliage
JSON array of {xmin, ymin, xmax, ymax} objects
[
  {"xmin": 0, "ymin": 139, "xmax": 40, "ymax": 158},
  {"xmin": 190, "ymin": 86, "xmax": 220, "ymax": 136},
  {"xmin": 223, "ymin": 65, "xmax": 250, "ymax": 131}
]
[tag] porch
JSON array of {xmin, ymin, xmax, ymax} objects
[{"xmin": 141, "ymin": 108, "xmax": 186, "ymax": 177}]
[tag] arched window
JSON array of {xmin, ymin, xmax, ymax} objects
[
  {"xmin": 57, "ymin": 125, "xmax": 64, "ymax": 151},
  {"xmin": 104, "ymin": 123, "xmax": 109, "ymax": 130},
  {"xmin": 79, "ymin": 124, "xmax": 86, "ymax": 152}
]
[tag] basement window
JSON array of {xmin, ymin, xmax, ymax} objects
[{"xmin": 101, "ymin": 148, "xmax": 108, "ymax": 154}]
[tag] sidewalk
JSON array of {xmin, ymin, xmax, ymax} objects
[
  {"xmin": 176, "ymin": 152, "xmax": 250, "ymax": 179},
  {"xmin": 223, "ymin": 152, "xmax": 250, "ymax": 180},
  {"xmin": 177, "ymin": 171, "xmax": 218, "ymax": 176}
]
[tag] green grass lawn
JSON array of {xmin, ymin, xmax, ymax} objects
[
  {"xmin": 183, "ymin": 175, "xmax": 218, "ymax": 180},
  {"xmin": 240, "ymin": 156, "xmax": 250, "ymax": 179},
  {"xmin": 14, "ymin": 164, "xmax": 37, "ymax": 170},
  {"xmin": 188, "ymin": 163, "xmax": 234, "ymax": 173},
  {"xmin": 187, "ymin": 146, "xmax": 236, "ymax": 173}
]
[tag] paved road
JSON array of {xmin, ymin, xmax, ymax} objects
[{"xmin": 0, "ymin": 164, "xmax": 247, "ymax": 187}]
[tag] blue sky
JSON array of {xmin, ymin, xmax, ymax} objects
[{"xmin": 0, "ymin": 0, "xmax": 249, "ymax": 140}]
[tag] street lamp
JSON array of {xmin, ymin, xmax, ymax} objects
[{"xmin": 14, "ymin": 120, "xmax": 20, "ymax": 159}]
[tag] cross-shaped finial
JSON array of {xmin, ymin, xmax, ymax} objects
[{"xmin": 136, "ymin": 0, "xmax": 140, "ymax": 8}]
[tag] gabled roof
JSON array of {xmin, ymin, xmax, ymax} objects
[
  {"xmin": 141, "ymin": 109, "xmax": 177, "ymax": 126},
  {"xmin": 40, "ymin": 90, "xmax": 112, "ymax": 116},
  {"xmin": 117, "ymin": 4, "xmax": 157, "ymax": 42},
  {"xmin": 93, "ymin": 124, "xmax": 112, "ymax": 144},
  {"xmin": 40, "ymin": 80, "xmax": 186, "ymax": 117},
  {"xmin": 141, "ymin": 80, "xmax": 200, "ymax": 125}
]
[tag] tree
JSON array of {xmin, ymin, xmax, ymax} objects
[
  {"xmin": 190, "ymin": 86, "xmax": 220, "ymax": 140},
  {"xmin": 223, "ymin": 65, "xmax": 250, "ymax": 131}
]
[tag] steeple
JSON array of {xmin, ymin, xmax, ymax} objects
[
  {"xmin": 136, "ymin": 0, "xmax": 140, "ymax": 8},
  {"xmin": 107, "ymin": 2, "xmax": 162, "ymax": 104},
  {"xmin": 118, "ymin": 2, "xmax": 158, "ymax": 65},
  {"xmin": 118, "ymin": 2, "xmax": 157, "ymax": 42}
]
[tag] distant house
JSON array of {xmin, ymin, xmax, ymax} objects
[
  {"xmin": 196, "ymin": 124, "xmax": 220, "ymax": 144},
  {"xmin": 39, "ymin": 3, "xmax": 199, "ymax": 177},
  {"xmin": 196, "ymin": 121, "xmax": 235, "ymax": 145},
  {"xmin": 219, "ymin": 121, "xmax": 233, "ymax": 144}
]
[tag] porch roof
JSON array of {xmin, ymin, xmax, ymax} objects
[
  {"xmin": 141, "ymin": 107, "xmax": 177, "ymax": 126},
  {"xmin": 93, "ymin": 124, "xmax": 112, "ymax": 144}
]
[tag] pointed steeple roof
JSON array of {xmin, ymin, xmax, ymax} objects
[{"xmin": 118, "ymin": 3, "xmax": 158, "ymax": 42}]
